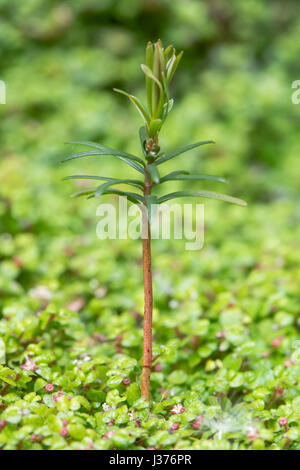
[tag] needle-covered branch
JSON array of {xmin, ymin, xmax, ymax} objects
[{"xmin": 62, "ymin": 40, "xmax": 246, "ymax": 404}]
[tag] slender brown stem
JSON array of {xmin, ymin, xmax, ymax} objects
[
  {"xmin": 141, "ymin": 167, "xmax": 153, "ymax": 401},
  {"xmin": 141, "ymin": 221, "xmax": 153, "ymax": 400}
]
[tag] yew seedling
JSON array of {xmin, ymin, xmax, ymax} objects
[{"xmin": 62, "ymin": 40, "xmax": 246, "ymax": 402}]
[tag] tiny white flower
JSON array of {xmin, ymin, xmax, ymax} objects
[
  {"xmin": 102, "ymin": 402, "xmax": 112, "ymax": 412},
  {"xmin": 29, "ymin": 285, "xmax": 52, "ymax": 301},
  {"xmin": 128, "ymin": 411, "xmax": 135, "ymax": 421},
  {"xmin": 20, "ymin": 356, "xmax": 37, "ymax": 372},
  {"xmin": 247, "ymin": 425, "xmax": 259, "ymax": 440},
  {"xmin": 171, "ymin": 403, "xmax": 185, "ymax": 414}
]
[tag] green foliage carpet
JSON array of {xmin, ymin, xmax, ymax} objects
[{"xmin": 0, "ymin": 0, "xmax": 300, "ymax": 450}]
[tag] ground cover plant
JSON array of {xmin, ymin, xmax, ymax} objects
[
  {"xmin": 0, "ymin": 0, "xmax": 300, "ymax": 451},
  {"xmin": 1, "ymin": 193, "xmax": 300, "ymax": 450}
]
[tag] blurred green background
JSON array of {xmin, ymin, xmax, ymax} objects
[
  {"xmin": 0, "ymin": 0, "xmax": 299, "ymax": 298},
  {"xmin": 1, "ymin": 0, "xmax": 300, "ymax": 191}
]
